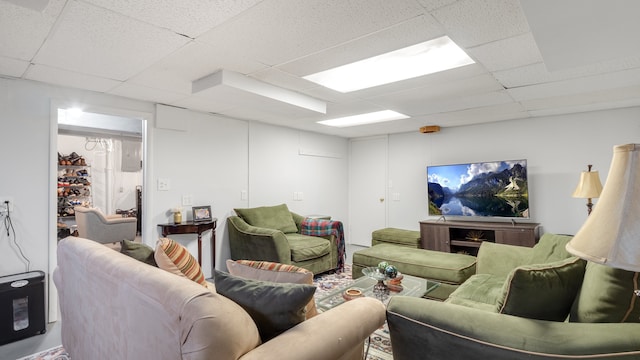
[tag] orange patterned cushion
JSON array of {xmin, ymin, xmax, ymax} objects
[{"xmin": 155, "ymin": 238, "xmax": 207, "ymax": 287}]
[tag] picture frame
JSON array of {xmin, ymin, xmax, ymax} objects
[{"xmin": 192, "ymin": 205, "xmax": 212, "ymax": 223}]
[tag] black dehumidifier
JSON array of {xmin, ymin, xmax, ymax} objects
[{"xmin": 0, "ymin": 271, "xmax": 46, "ymax": 345}]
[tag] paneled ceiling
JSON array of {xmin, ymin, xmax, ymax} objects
[{"xmin": 1, "ymin": 0, "xmax": 639, "ymax": 138}]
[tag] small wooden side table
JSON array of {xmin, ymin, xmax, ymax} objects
[{"xmin": 157, "ymin": 218, "xmax": 217, "ymax": 275}]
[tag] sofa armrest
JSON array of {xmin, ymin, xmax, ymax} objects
[
  {"xmin": 387, "ymin": 297, "xmax": 640, "ymax": 360},
  {"xmin": 227, "ymin": 216, "xmax": 292, "ymax": 264},
  {"xmin": 476, "ymin": 242, "xmax": 532, "ymax": 276},
  {"xmin": 240, "ymin": 297, "xmax": 386, "ymax": 360}
]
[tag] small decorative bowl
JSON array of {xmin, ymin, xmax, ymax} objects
[{"xmin": 342, "ymin": 288, "xmax": 364, "ymax": 301}]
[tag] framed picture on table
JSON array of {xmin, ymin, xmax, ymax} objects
[{"xmin": 192, "ymin": 206, "xmax": 212, "ymax": 223}]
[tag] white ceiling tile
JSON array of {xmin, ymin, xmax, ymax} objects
[
  {"xmin": 107, "ymin": 83, "xmax": 187, "ymax": 104},
  {"xmin": 416, "ymin": 0, "xmax": 458, "ymax": 12},
  {"xmin": 83, "ymin": 0, "xmax": 263, "ymax": 38},
  {"xmin": 431, "ymin": 0, "xmax": 530, "ymax": 48},
  {"xmin": 520, "ymin": 85, "xmax": 640, "ymax": 111},
  {"xmin": 417, "ymin": 102, "xmax": 529, "ymax": 127},
  {"xmin": 366, "ymin": 73, "xmax": 504, "ymax": 112},
  {"xmin": 128, "ymin": 41, "xmax": 268, "ymax": 94},
  {"xmin": 24, "ymin": 64, "xmax": 121, "ymax": 92},
  {"xmin": 521, "ymin": 0, "xmax": 640, "ymax": 71},
  {"xmin": 468, "ymin": 32, "xmax": 542, "ymax": 72},
  {"xmin": 0, "ymin": 0, "xmax": 65, "ymax": 60},
  {"xmin": 277, "ymin": 14, "xmax": 445, "ymax": 77},
  {"xmin": 33, "ymin": 1, "xmax": 190, "ymax": 81},
  {"xmin": 506, "ymin": 67, "xmax": 640, "ymax": 101},
  {"xmin": 197, "ymin": 0, "xmax": 426, "ymax": 66},
  {"xmin": 0, "ymin": 56, "xmax": 30, "ymax": 77}
]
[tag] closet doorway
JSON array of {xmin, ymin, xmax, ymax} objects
[
  {"xmin": 56, "ymin": 110, "xmax": 144, "ymax": 238},
  {"xmin": 49, "ymin": 105, "xmax": 150, "ymax": 323}
]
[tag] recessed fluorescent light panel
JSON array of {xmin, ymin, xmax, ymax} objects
[
  {"xmin": 304, "ymin": 36, "xmax": 475, "ymax": 92},
  {"xmin": 318, "ymin": 110, "xmax": 409, "ymax": 127}
]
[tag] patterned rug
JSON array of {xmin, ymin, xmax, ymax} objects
[
  {"xmin": 21, "ymin": 264, "xmax": 391, "ymax": 360},
  {"xmin": 314, "ymin": 264, "xmax": 393, "ymax": 360},
  {"xmin": 17, "ymin": 345, "xmax": 69, "ymax": 360}
]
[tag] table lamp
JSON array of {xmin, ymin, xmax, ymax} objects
[
  {"xmin": 572, "ymin": 164, "xmax": 603, "ymax": 215},
  {"xmin": 566, "ymin": 144, "xmax": 640, "ymax": 272}
]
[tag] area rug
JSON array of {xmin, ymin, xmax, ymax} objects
[
  {"xmin": 314, "ymin": 264, "xmax": 393, "ymax": 360},
  {"xmin": 17, "ymin": 345, "xmax": 69, "ymax": 360}
]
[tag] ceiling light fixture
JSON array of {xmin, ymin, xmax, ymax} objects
[
  {"xmin": 193, "ymin": 69, "xmax": 327, "ymax": 114},
  {"xmin": 317, "ymin": 110, "xmax": 409, "ymax": 128},
  {"xmin": 303, "ymin": 36, "xmax": 475, "ymax": 93}
]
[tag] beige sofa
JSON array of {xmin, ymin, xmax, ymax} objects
[{"xmin": 54, "ymin": 237, "xmax": 385, "ymax": 360}]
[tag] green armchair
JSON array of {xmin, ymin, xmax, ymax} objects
[
  {"xmin": 386, "ymin": 234, "xmax": 640, "ymax": 359},
  {"xmin": 227, "ymin": 204, "xmax": 339, "ymax": 275}
]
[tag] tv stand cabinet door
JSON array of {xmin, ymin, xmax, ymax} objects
[
  {"xmin": 420, "ymin": 223, "xmax": 450, "ymax": 251},
  {"xmin": 495, "ymin": 228, "xmax": 537, "ymax": 247}
]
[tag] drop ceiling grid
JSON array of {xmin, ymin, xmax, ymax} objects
[
  {"xmin": 32, "ymin": 1, "xmax": 190, "ymax": 81},
  {"xmin": 0, "ymin": 0, "xmax": 65, "ymax": 60},
  {"xmin": 274, "ymin": 14, "xmax": 446, "ymax": 78},
  {"xmin": 82, "ymin": 0, "xmax": 264, "ymax": 38},
  {"xmin": 195, "ymin": 0, "xmax": 427, "ymax": 67},
  {"xmin": 24, "ymin": 63, "xmax": 121, "ymax": 92},
  {"xmin": 430, "ymin": 0, "xmax": 531, "ymax": 48},
  {"xmin": 467, "ymin": 32, "xmax": 542, "ymax": 72}
]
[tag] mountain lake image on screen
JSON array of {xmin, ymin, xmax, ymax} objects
[{"xmin": 427, "ymin": 159, "xmax": 529, "ymax": 218}]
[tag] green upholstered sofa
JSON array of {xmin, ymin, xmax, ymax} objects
[
  {"xmin": 386, "ymin": 233, "xmax": 640, "ymax": 359},
  {"xmin": 227, "ymin": 204, "xmax": 339, "ymax": 275}
]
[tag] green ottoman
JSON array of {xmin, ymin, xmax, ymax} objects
[
  {"xmin": 372, "ymin": 228, "xmax": 421, "ymax": 248},
  {"xmin": 352, "ymin": 244, "xmax": 477, "ymax": 300}
]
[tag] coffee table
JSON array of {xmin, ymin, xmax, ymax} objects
[{"xmin": 315, "ymin": 273, "xmax": 440, "ymax": 311}]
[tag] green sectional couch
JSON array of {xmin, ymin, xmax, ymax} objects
[{"xmin": 386, "ymin": 234, "xmax": 640, "ymax": 359}]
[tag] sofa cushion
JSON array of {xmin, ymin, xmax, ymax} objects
[
  {"xmin": 570, "ymin": 262, "xmax": 640, "ymax": 323},
  {"xmin": 528, "ymin": 233, "xmax": 574, "ymax": 265},
  {"xmin": 497, "ymin": 257, "xmax": 586, "ymax": 321},
  {"xmin": 445, "ymin": 274, "xmax": 505, "ymax": 312},
  {"xmin": 120, "ymin": 239, "xmax": 157, "ymax": 267},
  {"xmin": 226, "ymin": 259, "xmax": 318, "ymax": 318},
  {"xmin": 234, "ymin": 204, "xmax": 298, "ymax": 233},
  {"xmin": 286, "ymin": 233, "xmax": 331, "ymax": 262},
  {"xmin": 155, "ymin": 238, "xmax": 207, "ymax": 288},
  {"xmin": 214, "ymin": 270, "xmax": 316, "ymax": 341}
]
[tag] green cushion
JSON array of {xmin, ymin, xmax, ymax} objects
[
  {"xmin": 286, "ymin": 233, "xmax": 331, "ymax": 262},
  {"xmin": 570, "ymin": 262, "xmax": 640, "ymax": 323},
  {"xmin": 528, "ymin": 233, "xmax": 574, "ymax": 265},
  {"xmin": 445, "ymin": 274, "xmax": 505, "ymax": 312},
  {"xmin": 120, "ymin": 240, "xmax": 157, "ymax": 267},
  {"xmin": 497, "ymin": 257, "xmax": 586, "ymax": 321},
  {"xmin": 214, "ymin": 270, "xmax": 316, "ymax": 341},
  {"xmin": 234, "ymin": 204, "xmax": 298, "ymax": 233},
  {"xmin": 371, "ymin": 228, "xmax": 421, "ymax": 248}
]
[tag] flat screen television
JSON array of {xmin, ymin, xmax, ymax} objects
[{"xmin": 427, "ymin": 159, "xmax": 529, "ymax": 218}]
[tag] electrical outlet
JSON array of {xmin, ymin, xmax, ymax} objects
[
  {"xmin": 157, "ymin": 178, "xmax": 170, "ymax": 191},
  {"xmin": 182, "ymin": 194, "xmax": 193, "ymax": 206}
]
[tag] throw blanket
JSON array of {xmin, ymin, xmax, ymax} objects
[{"xmin": 300, "ymin": 218, "xmax": 346, "ymax": 272}]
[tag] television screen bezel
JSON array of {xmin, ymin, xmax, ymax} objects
[{"xmin": 426, "ymin": 158, "xmax": 530, "ymax": 220}]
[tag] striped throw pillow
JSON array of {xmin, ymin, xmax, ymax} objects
[{"xmin": 155, "ymin": 238, "xmax": 207, "ymax": 287}]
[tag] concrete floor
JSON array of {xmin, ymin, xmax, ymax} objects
[{"xmin": 0, "ymin": 244, "xmax": 367, "ymax": 359}]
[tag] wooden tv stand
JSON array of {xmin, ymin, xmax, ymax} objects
[{"xmin": 419, "ymin": 219, "xmax": 540, "ymax": 256}]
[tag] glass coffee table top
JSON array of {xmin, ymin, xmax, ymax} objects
[{"xmin": 315, "ymin": 272, "xmax": 439, "ymax": 311}]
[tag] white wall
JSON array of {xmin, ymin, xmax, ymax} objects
[
  {"xmin": 385, "ymin": 107, "xmax": 640, "ymax": 236},
  {"xmin": 1, "ymin": 75, "xmax": 639, "ymax": 283}
]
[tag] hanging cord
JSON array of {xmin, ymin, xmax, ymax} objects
[{"xmin": 3, "ymin": 204, "xmax": 30, "ymax": 272}]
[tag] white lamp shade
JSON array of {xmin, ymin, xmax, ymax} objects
[
  {"xmin": 566, "ymin": 144, "xmax": 640, "ymax": 271},
  {"xmin": 572, "ymin": 171, "xmax": 603, "ymax": 199}
]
